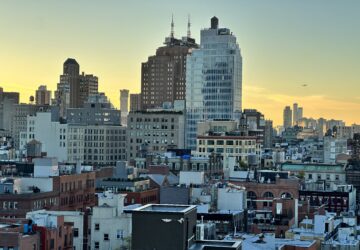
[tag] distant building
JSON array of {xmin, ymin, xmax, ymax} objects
[
  {"xmin": 185, "ymin": 17, "xmax": 242, "ymax": 149},
  {"xmin": 242, "ymin": 109, "xmax": 266, "ymax": 145},
  {"xmin": 281, "ymin": 163, "xmax": 346, "ymax": 191},
  {"xmin": 323, "ymin": 136, "xmax": 347, "ymax": 164},
  {"xmin": 35, "ymin": 85, "xmax": 51, "ymax": 105},
  {"xmin": 79, "ymin": 72, "xmax": 98, "ymax": 106},
  {"xmin": 66, "ymin": 93, "xmax": 120, "ymax": 126},
  {"xmin": 0, "ymin": 87, "xmax": 20, "ymax": 130},
  {"xmin": 127, "ymin": 110, "xmax": 185, "ymax": 160},
  {"xmin": 283, "ymin": 106, "xmax": 292, "ymax": 129},
  {"xmin": 130, "ymin": 93, "xmax": 141, "ymax": 112},
  {"xmin": 11, "ymin": 103, "xmax": 51, "ymax": 149},
  {"xmin": 120, "ymin": 89, "xmax": 129, "ymax": 125},
  {"xmin": 63, "ymin": 58, "xmax": 81, "ymax": 108},
  {"xmin": 140, "ymin": 17, "xmax": 198, "ymax": 110},
  {"xmin": 55, "ymin": 58, "xmax": 98, "ymax": 117},
  {"xmin": 264, "ymin": 120, "xmax": 274, "ymax": 148}
]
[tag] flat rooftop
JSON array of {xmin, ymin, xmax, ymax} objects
[
  {"xmin": 189, "ymin": 240, "xmax": 241, "ymax": 250},
  {"xmin": 133, "ymin": 204, "xmax": 196, "ymax": 213}
]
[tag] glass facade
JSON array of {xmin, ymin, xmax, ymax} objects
[{"xmin": 185, "ymin": 23, "xmax": 242, "ymax": 149}]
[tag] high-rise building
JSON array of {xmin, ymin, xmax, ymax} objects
[
  {"xmin": 79, "ymin": 72, "xmax": 98, "ymax": 105},
  {"xmin": 264, "ymin": 120, "xmax": 274, "ymax": 148},
  {"xmin": 141, "ymin": 17, "xmax": 198, "ymax": 110},
  {"xmin": 0, "ymin": 87, "xmax": 19, "ymax": 130},
  {"xmin": 54, "ymin": 81, "xmax": 70, "ymax": 118},
  {"xmin": 63, "ymin": 58, "xmax": 80, "ymax": 108},
  {"xmin": 130, "ymin": 93, "xmax": 141, "ymax": 111},
  {"xmin": 55, "ymin": 59, "xmax": 98, "ymax": 117},
  {"xmin": 66, "ymin": 93, "xmax": 120, "ymax": 126},
  {"xmin": 120, "ymin": 89, "xmax": 129, "ymax": 125},
  {"xmin": 185, "ymin": 17, "xmax": 242, "ymax": 149},
  {"xmin": 293, "ymin": 103, "xmax": 298, "ymax": 126},
  {"xmin": 35, "ymin": 85, "xmax": 51, "ymax": 105},
  {"xmin": 297, "ymin": 107, "xmax": 303, "ymax": 122},
  {"xmin": 283, "ymin": 106, "xmax": 292, "ymax": 129}
]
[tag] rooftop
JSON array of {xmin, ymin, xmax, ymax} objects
[
  {"xmin": 189, "ymin": 240, "xmax": 241, "ymax": 250},
  {"xmin": 133, "ymin": 204, "xmax": 196, "ymax": 213}
]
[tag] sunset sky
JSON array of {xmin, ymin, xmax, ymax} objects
[{"xmin": 1, "ymin": 0, "xmax": 359, "ymax": 125}]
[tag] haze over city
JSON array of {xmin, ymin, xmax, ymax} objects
[{"xmin": 1, "ymin": 0, "xmax": 359, "ymax": 125}]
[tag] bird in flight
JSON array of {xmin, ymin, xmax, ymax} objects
[{"xmin": 301, "ymin": 84, "xmax": 308, "ymax": 87}]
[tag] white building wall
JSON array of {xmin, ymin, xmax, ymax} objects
[
  {"xmin": 25, "ymin": 112, "xmax": 68, "ymax": 162},
  {"xmin": 27, "ymin": 210, "xmax": 85, "ymax": 250},
  {"xmin": 179, "ymin": 171, "xmax": 205, "ymax": 186},
  {"xmin": 217, "ymin": 188, "xmax": 246, "ymax": 211},
  {"xmin": 90, "ymin": 207, "xmax": 131, "ymax": 250},
  {"xmin": 13, "ymin": 177, "xmax": 53, "ymax": 194}
]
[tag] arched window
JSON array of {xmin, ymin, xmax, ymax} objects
[
  {"xmin": 281, "ymin": 192, "xmax": 292, "ymax": 199},
  {"xmin": 247, "ymin": 191, "xmax": 257, "ymax": 200},
  {"xmin": 263, "ymin": 192, "xmax": 274, "ymax": 198}
]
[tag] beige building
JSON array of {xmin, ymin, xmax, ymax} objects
[
  {"xmin": 127, "ymin": 110, "xmax": 185, "ymax": 160},
  {"xmin": 68, "ymin": 124, "xmax": 127, "ymax": 166},
  {"xmin": 193, "ymin": 120, "xmax": 261, "ymax": 166},
  {"xmin": 35, "ymin": 85, "xmax": 51, "ymax": 105}
]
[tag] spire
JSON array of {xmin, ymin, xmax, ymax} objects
[
  {"xmin": 170, "ymin": 14, "xmax": 174, "ymax": 38},
  {"xmin": 187, "ymin": 14, "xmax": 191, "ymax": 38}
]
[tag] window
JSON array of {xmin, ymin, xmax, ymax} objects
[
  {"xmin": 104, "ymin": 233, "xmax": 109, "ymax": 241},
  {"xmin": 335, "ymin": 175, "xmax": 339, "ymax": 181},
  {"xmin": 117, "ymin": 230, "xmax": 124, "ymax": 239},
  {"xmin": 95, "ymin": 223, "xmax": 100, "ymax": 230},
  {"xmin": 50, "ymin": 239, "xmax": 55, "ymax": 249},
  {"xmin": 94, "ymin": 242, "xmax": 99, "ymax": 249},
  {"xmin": 263, "ymin": 192, "xmax": 274, "ymax": 198},
  {"xmin": 73, "ymin": 228, "xmax": 79, "ymax": 237},
  {"xmin": 308, "ymin": 174, "xmax": 312, "ymax": 179},
  {"xmin": 326, "ymin": 174, "xmax": 330, "ymax": 181}
]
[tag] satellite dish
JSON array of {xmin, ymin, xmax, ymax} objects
[{"xmin": 29, "ymin": 96, "xmax": 35, "ymax": 103}]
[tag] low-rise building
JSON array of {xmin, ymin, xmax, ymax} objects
[
  {"xmin": 90, "ymin": 191, "xmax": 131, "ymax": 250},
  {"xmin": 27, "ymin": 209, "xmax": 87, "ymax": 250},
  {"xmin": 281, "ymin": 163, "xmax": 346, "ymax": 191},
  {"xmin": 0, "ymin": 218, "xmax": 40, "ymax": 250}
]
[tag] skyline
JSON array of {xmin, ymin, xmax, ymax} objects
[{"xmin": 1, "ymin": 0, "xmax": 359, "ymax": 125}]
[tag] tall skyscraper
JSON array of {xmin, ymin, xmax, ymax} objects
[
  {"xmin": 120, "ymin": 89, "xmax": 129, "ymax": 125},
  {"xmin": 293, "ymin": 103, "xmax": 298, "ymax": 126},
  {"xmin": 141, "ymin": 17, "xmax": 198, "ymax": 110},
  {"xmin": 63, "ymin": 58, "xmax": 80, "ymax": 108},
  {"xmin": 185, "ymin": 17, "xmax": 242, "ymax": 149},
  {"xmin": 130, "ymin": 93, "xmax": 141, "ymax": 111},
  {"xmin": 55, "ymin": 59, "xmax": 98, "ymax": 118},
  {"xmin": 283, "ymin": 106, "xmax": 292, "ymax": 129},
  {"xmin": 297, "ymin": 107, "xmax": 303, "ymax": 122},
  {"xmin": 79, "ymin": 72, "xmax": 98, "ymax": 105},
  {"xmin": 35, "ymin": 85, "xmax": 51, "ymax": 105}
]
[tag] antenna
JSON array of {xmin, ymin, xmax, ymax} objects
[
  {"xmin": 187, "ymin": 14, "xmax": 191, "ymax": 38},
  {"xmin": 170, "ymin": 14, "xmax": 174, "ymax": 38}
]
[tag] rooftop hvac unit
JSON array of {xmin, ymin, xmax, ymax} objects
[{"xmin": 196, "ymin": 222, "xmax": 216, "ymax": 240}]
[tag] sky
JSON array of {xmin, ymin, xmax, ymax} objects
[{"xmin": 0, "ymin": 0, "xmax": 359, "ymax": 125}]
